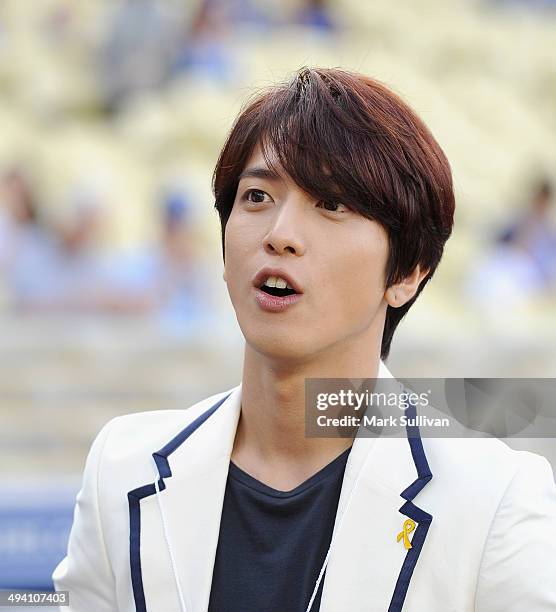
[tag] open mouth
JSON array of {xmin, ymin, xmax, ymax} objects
[{"xmin": 258, "ymin": 283, "xmax": 298, "ymax": 298}]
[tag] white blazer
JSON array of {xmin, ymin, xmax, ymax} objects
[{"xmin": 52, "ymin": 362, "xmax": 556, "ymax": 611}]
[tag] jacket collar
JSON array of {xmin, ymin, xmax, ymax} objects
[
  {"xmin": 319, "ymin": 361, "xmax": 433, "ymax": 611},
  {"xmin": 127, "ymin": 361, "xmax": 433, "ymax": 612}
]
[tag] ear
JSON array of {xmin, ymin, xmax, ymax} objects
[
  {"xmin": 222, "ymin": 266, "xmax": 227, "ymax": 283},
  {"xmin": 384, "ymin": 264, "xmax": 429, "ymax": 308}
]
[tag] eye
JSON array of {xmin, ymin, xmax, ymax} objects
[
  {"xmin": 242, "ymin": 189, "xmax": 272, "ymax": 204},
  {"xmin": 316, "ymin": 200, "xmax": 350, "ymax": 214}
]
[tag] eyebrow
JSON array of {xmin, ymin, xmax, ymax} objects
[{"xmin": 238, "ymin": 166, "xmax": 283, "ymax": 182}]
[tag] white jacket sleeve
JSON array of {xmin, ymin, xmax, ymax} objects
[
  {"xmin": 52, "ymin": 417, "xmax": 120, "ymax": 611},
  {"xmin": 475, "ymin": 451, "xmax": 556, "ymax": 611}
]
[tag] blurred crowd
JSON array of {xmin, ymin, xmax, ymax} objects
[
  {"xmin": 3, "ymin": 164, "xmax": 554, "ymax": 322},
  {"xmin": 98, "ymin": 0, "xmax": 339, "ymax": 113},
  {"xmin": 0, "ymin": 166, "xmax": 207, "ymax": 322},
  {"xmin": 466, "ymin": 178, "xmax": 556, "ymax": 314}
]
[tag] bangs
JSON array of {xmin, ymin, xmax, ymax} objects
[
  {"xmin": 214, "ymin": 67, "xmax": 431, "ymax": 229},
  {"xmin": 255, "ymin": 68, "xmax": 389, "ymax": 218}
]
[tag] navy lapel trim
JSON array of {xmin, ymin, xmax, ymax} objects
[
  {"xmin": 127, "ymin": 392, "xmax": 232, "ymax": 612},
  {"xmin": 388, "ymin": 400, "xmax": 434, "ymax": 612}
]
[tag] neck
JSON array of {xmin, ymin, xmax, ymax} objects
[{"xmin": 231, "ymin": 330, "xmax": 383, "ymax": 488}]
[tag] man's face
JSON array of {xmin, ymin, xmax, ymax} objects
[{"xmin": 223, "ymin": 142, "xmax": 390, "ymax": 362}]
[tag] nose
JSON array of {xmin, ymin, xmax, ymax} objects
[{"xmin": 262, "ymin": 199, "xmax": 306, "ymax": 256}]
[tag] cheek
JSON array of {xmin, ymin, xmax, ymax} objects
[
  {"xmin": 224, "ymin": 213, "xmax": 244, "ymax": 271},
  {"xmin": 223, "ymin": 211, "xmax": 256, "ymax": 296},
  {"xmin": 330, "ymin": 234, "xmax": 388, "ymax": 320},
  {"xmin": 225, "ymin": 205, "xmax": 260, "ymax": 252}
]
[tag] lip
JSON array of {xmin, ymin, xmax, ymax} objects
[
  {"xmin": 252, "ymin": 267, "xmax": 304, "ymax": 294},
  {"xmin": 254, "ymin": 287, "xmax": 303, "ymax": 313}
]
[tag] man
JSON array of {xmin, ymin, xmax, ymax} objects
[{"xmin": 52, "ymin": 67, "xmax": 556, "ymax": 611}]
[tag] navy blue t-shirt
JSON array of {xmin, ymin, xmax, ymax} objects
[{"xmin": 208, "ymin": 447, "xmax": 352, "ymax": 612}]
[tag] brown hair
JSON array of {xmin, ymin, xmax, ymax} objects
[{"xmin": 213, "ymin": 67, "xmax": 455, "ymax": 359}]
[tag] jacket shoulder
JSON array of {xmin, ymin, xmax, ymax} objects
[
  {"xmin": 420, "ymin": 435, "xmax": 554, "ymax": 518},
  {"xmin": 96, "ymin": 385, "xmax": 238, "ymax": 469},
  {"xmin": 425, "ymin": 435, "xmax": 550, "ymax": 483}
]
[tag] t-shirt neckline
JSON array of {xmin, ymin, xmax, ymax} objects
[{"xmin": 228, "ymin": 446, "xmax": 352, "ymax": 499}]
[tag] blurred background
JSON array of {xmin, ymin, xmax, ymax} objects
[{"xmin": 0, "ymin": 0, "xmax": 555, "ymax": 596}]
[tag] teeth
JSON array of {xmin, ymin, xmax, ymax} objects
[{"xmin": 263, "ymin": 275, "xmax": 294, "ymax": 290}]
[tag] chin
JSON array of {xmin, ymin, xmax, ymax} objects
[{"xmin": 244, "ymin": 328, "xmax": 318, "ymax": 363}]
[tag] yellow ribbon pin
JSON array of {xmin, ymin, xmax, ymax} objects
[{"xmin": 397, "ymin": 518, "xmax": 416, "ymax": 550}]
